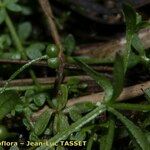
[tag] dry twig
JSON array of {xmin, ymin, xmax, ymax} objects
[
  {"xmin": 0, "ymin": 76, "xmax": 92, "ymax": 87},
  {"xmin": 67, "ymin": 80, "xmax": 150, "ymax": 106},
  {"xmin": 0, "ymin": 59, "xmax": 113, "ymax": 72},
  {"xmin": 76, "ymin": 28, "xmax": 150, "ymax": 59},
  {"xmin": 38, "ymin": 0, "xmax": 65, "ymax": 94},
  {"xmin": 32, "ymin": 80, "xmax": 150, "ymax": 119}
]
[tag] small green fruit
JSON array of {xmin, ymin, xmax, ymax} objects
[
  {"xmin": 47, "ymin": 58, "xmax": 60, "ymax": 69},
  {"xmin": 46, "ymin": 44, "xmax": 59, "ymax": 58},
  {"xmin": 0, "ymin": 125, "xmax": 9, "ymax": 140}
]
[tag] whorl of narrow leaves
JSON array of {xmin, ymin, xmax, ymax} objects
[{"xmin": 38, "ymin": 104, "xmax": 106, "ymax": 149}]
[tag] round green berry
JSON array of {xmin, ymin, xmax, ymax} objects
[
  {"xmin": 47, "ymin": 58, "xmax": 60, "ymax": 69},
  {"xmin": 46, "ymin": 44, "xmax": 59, "ymax": 58}
]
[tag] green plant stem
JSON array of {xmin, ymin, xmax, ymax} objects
[
  {"xmin": 67, "ymin": 56, "xmax": 113, "ymax": 65},
  {"xmin": 5, "ymin": 12, "xmax": 26, "ymax": 59},
  {"xmin": 0, "ymin": 55, "xmax": 48, "ymax": 94},
  {"xmin": 110, "ymin": 103, "xmax": 150, "ymax": 111},
  {"xmin": 0, "ymin": 84, "xmax": 53, "ymax": 91},
  {"xmin": 5, "ymin": 12, "xmax": 40, "ymax": 87}
]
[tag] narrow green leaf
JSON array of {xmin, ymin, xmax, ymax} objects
[
  {"xmin": 18, "ymin": 22, "xmax": 32, "ymax": 41},
  {"xmin": 6, "ymin": 3, "xmax": 22, "ymax": 12},
  {"xmin": 29, "ymin": 103, "xmax": 38, "ymax": 111},
  {"xmin": 63, "ymin": 34, "xmax": 76, "ymax": 55},
  {"xmin": 136, "ymin": 13, "xmax": 142, "ymax": 24},
  {"xmin": 68, "ymin": 107, "xmax": 82, "ymax": 122},
  {"xmin": 132, "ymin": 34, "xmax": 145, "ymax": 56},
  {"xmin": 33, "ymin": 93, "xmax": 47, "ymax": 107},
  {"xmin": 26, "ymin": 43, "xmax": 45, "ymax": 60},
  {"xmin": 87, "ymin": 135, "xmax": 94, "ymax": 150},
  {"xmin": 23, "ymin": 107, "xmax": 33, "ymax": 118},
  {"xmin": 34, "ymin": 109, "xmax": 53, "ymax": 136},
  {"xmin": 123, "ymin": 33, "xmax": 133, "ymax": 72},
  {"xmin": 20, "ymin": 6, "xmax": 32, "ymax": 15},
  {"xmin": 123, "ymin": 4, "xmax": 136, "ymax": 33},
  {"xmin": 75, "ymin": 58, "xmax": 113, "ymax": 101},
  {"xmin": 128, "ymin": 52, "xmax": 140, "ymax": 68},
  {"xmin": 15, "ymin": 104, "xmax": 23, "ymax": 113},
  {"xmin": 53, "ymin": 113, "xmax": 69, "ymax": 134},
  {"xmin": 111, "ymin": 103, "xmax": 150, "ymax": 111},
  {"xmin": 29, "ymin": 132, "xmax": 39, "ymax": 141},
  {"xmin": 73, "ymin": 102, "xmax": 96, "ymax": 113},
  {"xmin": 108, "ymin": 107, "xmax": 150, "ymax": 150},
  {"xmin": 72, "ymin": 131, "xmax": 86, "ymax": 141},
  {"xmin": 137, "ymin": 21, "xmax": 150, "ymax": 30},
  {"xmin": 104, "ymin": 119, "xmax": 115, "ymax": 150},
  {"xmin": 0, "ymin": 91, "xmax": 20, "ymax": 120},
  {"xmin": 111, "ymin": 54, "xmax": 124, "ymax": 101},
  {"xmin": 67, "ymin": 102, "xmax": 96, "ymax": 121},
  {"xmin": 100, "ymin": 134, "xmax": 107, "ymax": 150},
  {"xmin": 56, "ymin": 85, "xmax": 68, "ymax": 110},
  {"xmin": 123, "ymin": 4, "xmax": 137, "ymax": 72},
  {"xmin": 0, "ymin": 9, "xmax": 6, "ymax": 24},
  {"xmin": 0, "ymin": 34, "xmax": 11, "ymax": 49},
  {"xmin": 23, "ymin": 118, "xmax": 31, "ymax": 130},
  {"xmin": 142, "ymin": 115, "xmax": 150, "ymax": 129}
]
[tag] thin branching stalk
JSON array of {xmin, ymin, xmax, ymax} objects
[
  {"xmin": 0, "ymin": 55, "xmax": 48, "ymax": 94},
  {"xmin": 47, "ymin": 104, "xmax": 106, "ymax": 148},
  {"xmin": 5, "ymin": 11, "xmax": 40, "ymax": 87},
  {"xmin": 38, "ymin": 0, "xmax": 65, "ymax": 94}
]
